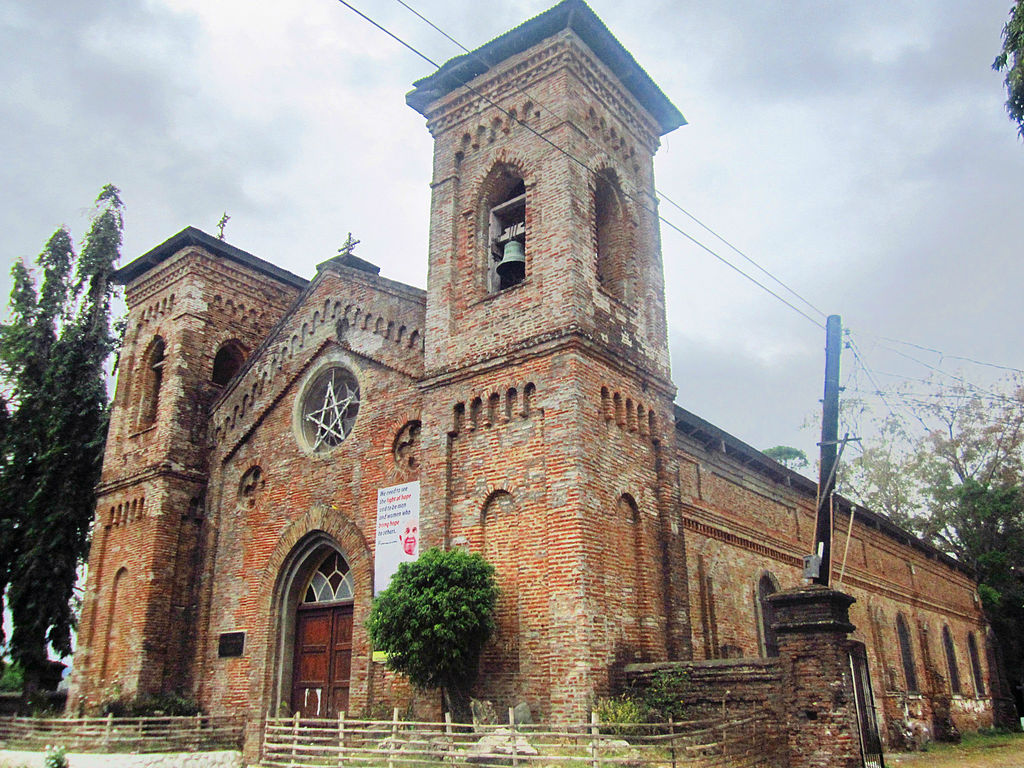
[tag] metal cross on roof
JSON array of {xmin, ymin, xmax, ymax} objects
[{"xmin": 337, "ymin": 233, "xmax": 361, "ymax": 258}]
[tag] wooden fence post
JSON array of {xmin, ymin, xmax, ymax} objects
[
  {"xmin": 508, "ymin": 707, "xmax": 519, "ymax": 768},
  {"xmin": 590, "ymin": 711, "xmax": 600, "ymax": 768},
  {"xmin": 104, "ymin": 712, "xmax": 113, "ymax": 750},
  {"xmin": 445, "ymin": 710, "xmax": 455, "ymax": 766},
  {"xmin": 388, "ymin": 707, "xmax": 400, "ymax": 768},
  {"xmin": 291, "ymin": 710, "xmax": 300, "ymax": 764},
  {"xmin": 669, "ymin": 717, "xmax": 676, "ymax": 768}
]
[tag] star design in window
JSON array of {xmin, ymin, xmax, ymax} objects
[{"xmin": 301, "ymin": 367, "xmax": 360, "ymax": 451}]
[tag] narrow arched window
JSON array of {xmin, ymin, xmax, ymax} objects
[
  {"xmin": 594, "ymin": 169, "xmax": 630, "ymax": 302},
  {"xmin": 619, "ymin": 494, "xmax": 643, "ymax": 617},
  {"xmin": 896, "ymin": 614, "xmax": 919, "ymax": 693},
  {"xmin": 212, "ymin": 340, "xmax": 247, "ymax": 386},
  {"xmin": 139, "ymin": 336, "xmax": 165, "ymax": 428},
  {"xmin": 484, "ymin": 165, "xmax": 526, "ymax": 293},
  {"xmin": 967, "ymin": 632, "xmax": 985, "ymax": 696},
  {"xmin": 101, "ymin": 568, "xmax": 128, "ymax": 681},
  {"xmin": 942, "ymin": 625, "xmax": 962, "ymax": 695},
  {"xmin": 757, "ymin": 573, "xmax": 780, "ymax": 657}
]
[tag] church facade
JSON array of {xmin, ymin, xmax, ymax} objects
[{"xmin": 68, "ymin": 0, "xmax": 1008, "ymax": 750}]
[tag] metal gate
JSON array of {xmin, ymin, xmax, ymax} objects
[{"xmin": 849, "ymin": 641, "xmax": 885, "ymax": 768}]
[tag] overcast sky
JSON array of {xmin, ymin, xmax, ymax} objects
[{"xmin": 2, "ymin": 0, "xmax": 1023, "ymax": 472}]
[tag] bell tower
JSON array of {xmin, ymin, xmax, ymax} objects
[{"xmin": 411, "ymin": 0, "xmax": 691, "ymax": 717}]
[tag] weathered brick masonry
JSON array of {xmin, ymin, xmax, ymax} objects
[{"xmin": 68, "ymin": 0, "xmax": 1009, "ymax": 761}]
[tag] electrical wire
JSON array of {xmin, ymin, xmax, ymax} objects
[
  {"xmin": 874, "ymin": 335, "xmax": 1024, "ymax": 376},
  {"xmin": 335, "ymin": 0, "xmax": 825, "ymax": 330},
  {"xmin": 349, "ymin": 0, "xmax": 1024, "ymax": 395},
  {"xmin": 393, "ymin": 0, "xmax": 829, "ymax": 325}
]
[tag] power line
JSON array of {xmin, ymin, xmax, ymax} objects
[
  {"xmin": 655, "ymin": 191, "xmax": 827, "ymax": 321},
  {"xmin": 334, "ymin": 0, "xmax": 825, "ymax": 330},
  {"xmin": 872, "ymin": 335, "xmax": 1024, "ymax": 376},
  {"xmin": 348, "ymin": 0, "xmax": 1024, "ymax": 387},
  {"xmin": 392, "ymin": 0, "xmax": 828, "ymax": 326}
]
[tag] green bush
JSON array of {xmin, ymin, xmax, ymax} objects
[
  {"xmin": 632, "ymin": 668, "xmax": 692, "ymax": 722},
  {"xmin": 0, "ymin": 660, "xmax": 25, "ymax": 692},
  {"xmin": 367, "ymin": 547, "xmax": 498, "ymax": 717},
  {"xmin": 43, "ymin": 746, "xmax": 68, "ymax": 768},
  {"xmin": 594, "ymin": 695, "xmax": 651, "ymax": 736}
]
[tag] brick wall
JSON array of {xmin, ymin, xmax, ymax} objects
[
  {"xmin": 69, "ymin": 243, "xmax": 304, "ymax": 712},
  {"xmin": 674, "ymin": 414, "xmax": 1001, "ymax": 746}
]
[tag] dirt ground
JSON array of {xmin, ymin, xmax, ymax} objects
[{"xmin": 886, "ymin": 732, "xmax": 1024, "ymax": 768}]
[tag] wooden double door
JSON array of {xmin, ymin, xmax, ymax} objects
[{"xmin": 291, "ymin": 603, "xmax": 353, "ymax": 717}]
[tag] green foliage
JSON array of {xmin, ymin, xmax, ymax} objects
[
  {"xmin": 0, "ymin": 660, "xmax": 25, "ymax": 691},
  {"xmin": 994, "ymin": 1, "xmax": 1024, "ymax": 137},
  {"xmin": 43, "ymin": 745, "xmax": 68, "ymax": 768},
  {"xmin": 840, "ymin": 377, "xmax": 1024, "ymax": 715},
  {"xmin": 762, "ymin": 445, "xmax": 809, "ymax": 471},
  {"xmin": 634, "ymin": 668, "xmax": 692, "ymax": 722},
  {"xmin": 593, "ymin": 694, "xmax": 651, "ymax": 735},
  {"xmin": 0, "ymin": 185, "xmax": 123, "ymax": 693},
  {"xmin": 100, "ymin": 691, "xmax": 203, "ymax": 717},
  {"xmin": 366, "ymin": 547, "xmax": 498, "ymax": 708}
]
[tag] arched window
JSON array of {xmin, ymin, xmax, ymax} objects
[
  {"xmin": 302, "ymin": 551, "xmax": 354, "ymax": 604},
  {"xmin": 212, "ymin": 340, "xmax": 247, "ymax": 386},
  {"xmin": 942, "ymin": 625, "xmax": 962, "ymax": 695},
  {"xmin": 967, "ymin": 632, "xmax": 985, "ymax": 696},
  {"xmin": 484, "ymin": 165, "xmax": 526, "ymax": 292},
  {"xmin": 594, "ymin": 169, "xmax": 631, "ymax": 302},
  {"xmin": 757, "ymin": 572, "xmax": 780, "ymax": 657},
  {"xmin": 896, "ymin": 613, "xmax": 919, "ymax": 693},
  {"xmin": 138, "ymin": 336, "xmax": 165, "ymax": 428},
  {"xmin": 618, "ymin": 494, "xmax": 643, "ymax": 619}
]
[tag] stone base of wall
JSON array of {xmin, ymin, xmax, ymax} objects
[{"xmin": 0, "ymin": 750, "xmax": 242, "ymax": 768}]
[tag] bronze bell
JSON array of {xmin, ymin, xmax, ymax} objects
[{"xmin": 496, "ymin": 239, "xmax": 525, "ymax": 285}]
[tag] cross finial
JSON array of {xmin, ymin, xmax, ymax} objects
[
  {"xmin": 217, "ymin": 212, "xmax": 231, "ymax": 240},
  {"xmin": 337, "ymin": 232, "xmax": 360, "ymax": 258}
]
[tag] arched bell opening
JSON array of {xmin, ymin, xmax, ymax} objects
[{"xmin": 270, "ymin": 532, "xmax": 356, "ymax": 718}]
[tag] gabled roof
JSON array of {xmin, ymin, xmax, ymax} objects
[
  {"xmin": 406, "ymin": 0, "xmax": 685, "ymax": 136},
  {"xmin": 113, "ymin": 226, "xmax": 308, "ymax": 289}
]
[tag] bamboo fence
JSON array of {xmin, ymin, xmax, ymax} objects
[
  {"xmin": 0, "ymin": 714, "xmax": 244, "ymax": 752},
  {"xmin": 261, "ymin": 709, "xmax": 786, "ymax": 768}
]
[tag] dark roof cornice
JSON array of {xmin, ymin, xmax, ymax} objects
[
  {"xmin": 672, "ymin": 403, "xmax": 973, "ymax": 578},
  {"xmin": 113, "ymin": 226, "xmax": 308, "ymax": 289},
  {"xmin": 406, "ymin": 0, "xmax": 684, "ymax": 136}
]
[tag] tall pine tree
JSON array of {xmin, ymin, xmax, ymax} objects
[{"xmin": 0, "ymin": 185, "xmax": 122, "ymax": 695}]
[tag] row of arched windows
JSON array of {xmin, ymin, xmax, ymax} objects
[
  {"xmin": 894, "ymin": 612, "xmax": 986, "ymax": 697},
  {"xmin": 743, "ymin": 573, "xmax": 988, "ymax": 701},
  {"xmin": 452, "ymin": 383, "xmax": 536, "ymax": 433},
  {"xmin": 134, "ymin": 336, "xmax": 248, "ymax": 430},
  {"xmin": 600, "ymin": 386, "xmax": 655, "ymax": 435}
]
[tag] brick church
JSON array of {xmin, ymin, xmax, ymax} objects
[{"xmin": 69, "ymin": 0, "xmax": 1009, "ymax": 751}]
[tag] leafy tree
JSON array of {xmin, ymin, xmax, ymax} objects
[
  {"xmin": 994, "ymin": 0, "xmax": 1024, "ymax": 137},
  {"xmin": 840, "ymin": 378, "xmax": 1024, "ymax": 715},
  {"xmin": 0, "ymin": 185, "xmax": 123, "ymax": 696},
  {"xmin": 762, "ymin": 445, "xmax": 809, "ymax": 471},
  {"xmin": 366, "ymin": 547, "xmax": 498, "ymax": 717}
]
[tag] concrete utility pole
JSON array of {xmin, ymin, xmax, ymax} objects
[{"xmin": 811, "ymin": 314, "xmax": 842, "ymax": 586}]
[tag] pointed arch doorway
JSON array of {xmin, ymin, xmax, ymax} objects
[{"xmin": 291, "ymin": 550, "xmax": 355, "ymax": 717}]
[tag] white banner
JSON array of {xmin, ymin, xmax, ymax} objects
[{"xmin": 374, "ymin": 481, "xmax": 420, "ymax": 595}]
